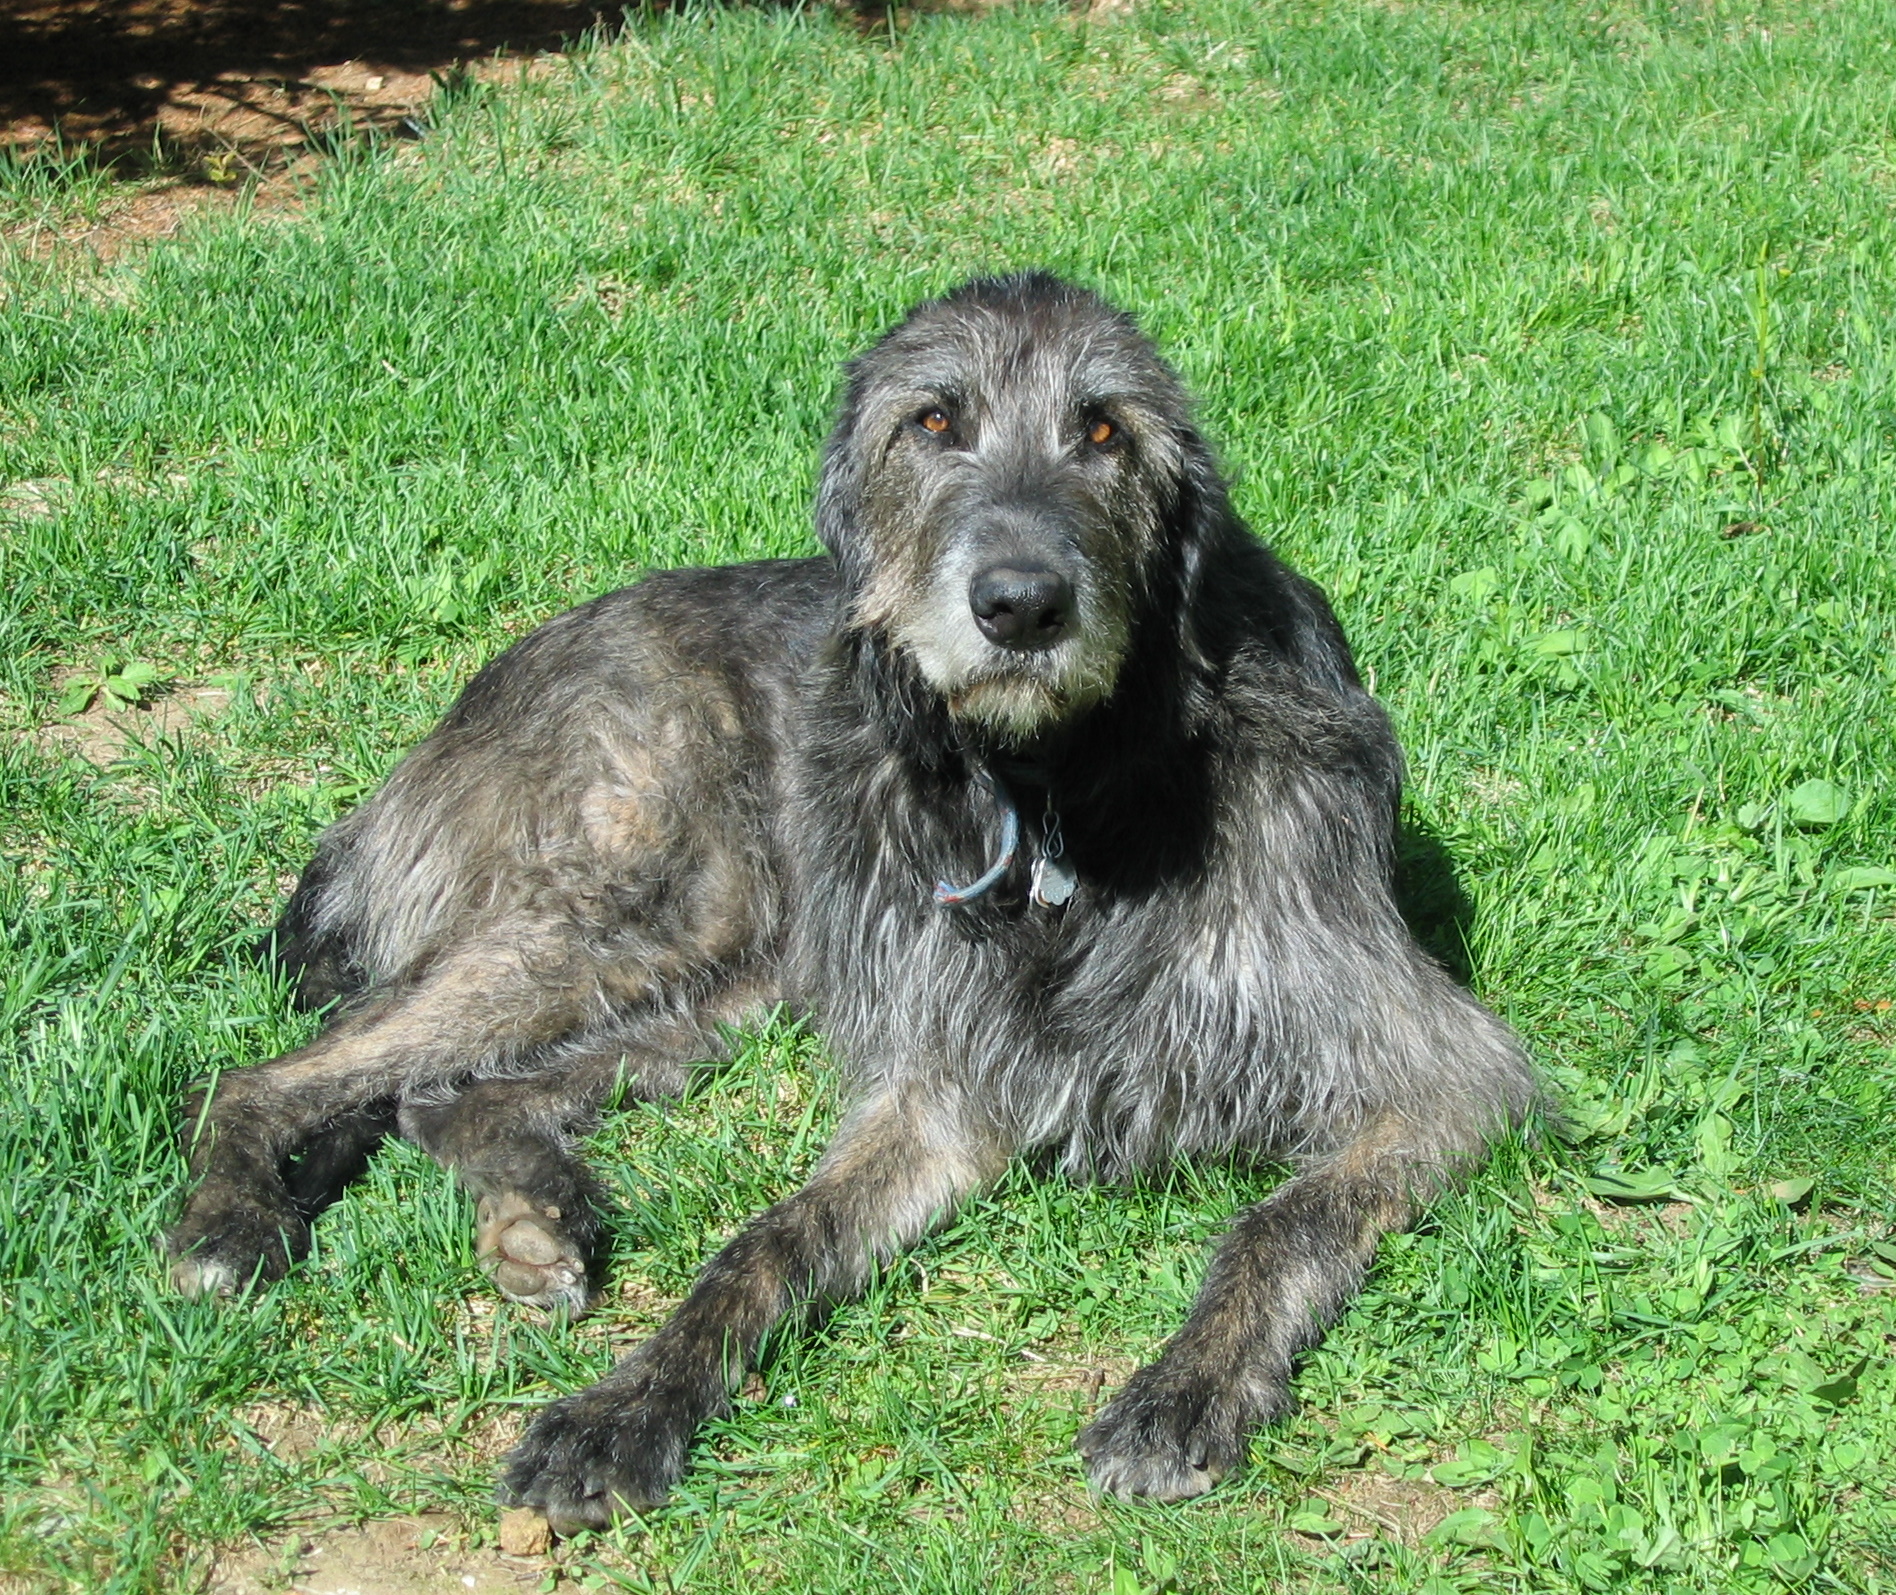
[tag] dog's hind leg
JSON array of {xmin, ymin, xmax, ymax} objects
[
  {"xmin": 400, "ymin": 981, "xmax": 781, "ymax": 1314},
  {"xmin": 401, "ymin": 1058, "xmax": 631, "ymax": 1317},
  {"xmin": 1076, "ymin": 1116, "xmax": 1483, "ymax": 1503},
  {"xmin": 498, "ymin": 1084, "xmax": 1008, "ymax": 1532},
  {"xmin": 166, "ymin": 931, "xmax": 613, "ymax": 1299}
]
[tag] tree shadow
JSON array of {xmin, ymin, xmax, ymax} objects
[
  {"xmin": 1394, "ymin": 810, "xmax": 1478, "ymax": 986},
  {"xmin": 2, "ymin": 0, "xmax": 1033, "ymax": 183},
  {"xmin": 1, "ymin": 0, "xmax": 626, "ymax": 176}
]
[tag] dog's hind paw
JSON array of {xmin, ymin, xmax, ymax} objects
[
  {"xmin": 477, "ymin": 1192, "xmax": 592, "ymax": 1315},
  {"xmin": 1076, "ymin": 1365, "xmax": 1256, "ymax": 1503},
  {"xmin": 497, "ymin": 1374, "xmax": 694, "ymax": 1535}
]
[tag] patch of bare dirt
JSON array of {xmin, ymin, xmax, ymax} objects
[
  {"xmin": 231, "ymin": 1401, "xmax": 376, "ymax": 1464},
  {"xmin": 1319, "ymin": 1470, "xmax": 1500, "ymax": 1545},
  {"xmin": 35, "ymin": 679, "xmax": 235, "ymax": 766},
  {"xmin": 206, "ymin": 1515, "xmax": 552, "ymax": 1595},
  {"xmin": 1005, "ymin": 1481, "xmax": 1102, "ymax": 1533},
  {"xmin": 200, "ymin": 1403, "xmax": 571, "ymax": 1591},
  {"xmin": 2, "ymin": 0, "xmax": 603, "ymax": 167},
  {"xmin": 231, "ymin": 1389, "xmax": 530, "ymax": 1474},
  {"xmin": 8, "ymin": 175, "xmax": 307, "ymax": 262},
  {"xmin": 0, "ymin": 478, "xmax": 68, "ymax": 516},
  {"xmin": 1015, "ymin": 1349, "xmax": 1134, "ymax": 1413},
  {"xmin": 1584, "ymin": 1197, "xmax": 1696, "ymax": 1236}
]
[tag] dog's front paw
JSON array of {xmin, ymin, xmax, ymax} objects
[
  {"xmin": 1076, "ymin": 1362, "xmax": 1266, "ymax": 1502},
  {"xmin": 498, "ymin": 1370, "xmax": 702, "ymax": 1535},
  {"xmin": 164, "ymin": 1199, "xmax": 307, "ymax": 1300}
]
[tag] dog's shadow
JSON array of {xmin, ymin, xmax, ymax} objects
[{"xmin": 1394, "ymin": 813, "xmax": 1478, "ymax": 987}]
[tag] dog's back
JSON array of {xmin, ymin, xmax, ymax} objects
[{"xmin": 266, "ymin": 558, "xmax": 840, "ymax": 1015}]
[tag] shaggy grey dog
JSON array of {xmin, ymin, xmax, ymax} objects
[{"xmin": 165, "ymin": 271, "xmax": 1534, "ymax": 1530}]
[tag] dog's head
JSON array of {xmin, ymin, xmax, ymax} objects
[{"xmin": 817, "ymin": 272, "xmax": 1227, "ymax": 745}]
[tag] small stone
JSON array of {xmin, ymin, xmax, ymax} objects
[{"xmin": 498, "ymin": 1508, "xmax": 552, "ymax": 1556}]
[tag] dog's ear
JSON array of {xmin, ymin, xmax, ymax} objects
[
  {"xmin": 814, "ymin": 436, "xmax": 864, "ymax": 584},
  {"xmin": 814, "ymin": 366, "xmax": 874, "ymax": 589},
  {"xmin": 1167, "ymin": 422, "xmax": 1362, "ymax": 694},
  {"xmin": 1157, "ymin": 424, "xmax": 1237, "ymax": 671}
]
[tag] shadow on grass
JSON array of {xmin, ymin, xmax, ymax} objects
[
  {"xmin": 1395, "ymin": 812, "xmax": 1477, "ymax": 986},
  {"xmin": 1, "ymin": 0, "xmax": 960, "ymax": 183},
  {"xmin": 1, "ymin": 0, "xmax": 627, "ymax": 178}
]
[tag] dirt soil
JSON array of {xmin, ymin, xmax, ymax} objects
[
  {"xmin": 36, "ymin": 680, "xmax": 236, "ymax": 765},
  {"xmin": 2, "ymin": 0, "xmax": 611, "ymax": 168},
  {"xmin": 206, "ymin": 1514, "xmax": 557, "ymax": 1595}
]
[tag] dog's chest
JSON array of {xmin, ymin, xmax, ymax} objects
[{"xmin": 815, "ymin": 864, "xmax": 1287, "ymax": 1173}]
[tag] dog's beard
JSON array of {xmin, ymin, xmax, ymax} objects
[
  {"xmin": 947, "ymin": 673, "xmax": 1095, "ymax": 741},
  {"xmin": 899, "ymin": 618, "xmax": 1128, "ymax": 743}
]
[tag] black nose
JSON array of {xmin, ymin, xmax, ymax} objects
[{"xmin": 969, "ymin": 566, "xmax": 1073, "ymax": 651}]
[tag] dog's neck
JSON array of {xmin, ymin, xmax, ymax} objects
[
  {"xmin": 833, "ymin": 619, "xmax": 1216, "ymax": 822},
  {"xmin": 812, "ymin": 604, "xmax": 1225, "ymax": 909}
]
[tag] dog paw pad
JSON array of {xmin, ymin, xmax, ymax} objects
[{"xmin": 477, "ymin": 1194, "xmax": 591, "ymax": 1314}]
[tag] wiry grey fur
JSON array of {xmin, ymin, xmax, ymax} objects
[{"xmin": 165, "ymin": 272, "xmax": 1535, "ymax": 1530}]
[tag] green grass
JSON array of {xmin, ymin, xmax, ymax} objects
[{"xmin": 2, "ymin": 0, "xmax": 1894, "ymax": 1589}]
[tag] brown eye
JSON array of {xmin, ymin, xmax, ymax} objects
[
  {"xmin": 1088, "ymin": 418, "xmax": 1115, "ymax": 446},
  {"xmin": 921, "ymin": 409, "xmax": 951, "ymax": 434}
]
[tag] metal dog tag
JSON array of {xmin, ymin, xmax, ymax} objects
[{"xmin": 1031, "ymin": 852, "xmax": 1076, "ymax": 908}]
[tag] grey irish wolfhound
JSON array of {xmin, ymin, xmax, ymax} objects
[{"xmin": 165, "ymin": 272, "xmax": 1534, "ymax": 1529}]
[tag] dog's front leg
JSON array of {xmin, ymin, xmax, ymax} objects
[
  {"xmin": 1078, "ymin": 1121, "xmax": 1458, "ymax": 1502},
  {"xmin": 499, "ymin": 1085, "xmax": 1004, "ymax": 1532}
]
